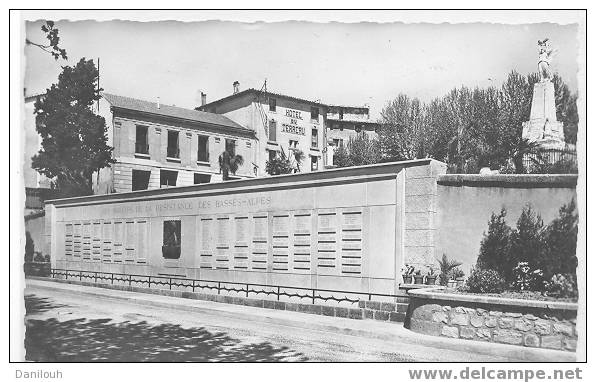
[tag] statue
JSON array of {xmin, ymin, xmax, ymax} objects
[{"xmin": 537, "ymin": 38, "xmax": 555, "ymax": 82}]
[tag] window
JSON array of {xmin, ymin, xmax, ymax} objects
[
  {"xmin": 333, "ymin": 138, "xmax": 344, "ymax": 148},
  {"xmin": 160, "ymin": 170, "xmax": 178, "ymax": 188},
  {"xmin": 198, "ymin": 135, "xmax": 209, "ymax": 162},
  {"xmin": 268, "ymin": 120, "xmax": 277, "ymax": 142},
  {"xmin": 289, "ymin": 140, "xmax": 298, "ymax": 149},
  {"xmin": 311, "ymin": 107, "xmax": 319, "ymax": 121},
  {"xmin": 311, "ymin": 155, "xmax": 319, "ymax": 171},
  {"xmin": 339, "ymin": 109, "xmax": 344, "ymax": 120},
  {"xmin": 167, "ymin": 130, "xmax": 180, "ymax": 159},
  {"xmin": 194, "ymin": 173, "xmax": 211, "ymax": 184},
  {"xmin": 311, "ymin": 128, "xmax": 318, "ymax": 148},
  {"xmin": 131, "ymin": 170, "xmax": 151, "ymax": 191},
  {"xmin": 225, "ymin": 139, "xmax": 236, "ymax": 156},
  {"xmin": 135, "ymin": 125, "xmax": 149, "ymax": 155},
  {"xmin": 269, "ymin": 97, "xmax": 276, "ymax": 112},
  {"xmin": 355, "ymin": 125, "xmax": 362, "ymax": 133},
  {"xmin": 162, "ymin": 220, "xmax": 181, "ymax": 259}
]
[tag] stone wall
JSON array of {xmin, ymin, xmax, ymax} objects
[{"xmin": 406, "ymin": 293, "xmax": 577, "ymax": 352}]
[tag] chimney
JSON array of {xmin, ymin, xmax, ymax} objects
[
  {"xmin": 233, "ymin": 81, "xmax": 240, "ymax": 95},
  {"xmin": 201, "ymin": 92, "xmax": 207, "ymax": 106},
  {"xmin": 157, "ymin": 96, "xmax": 161, "ymax": 109}
]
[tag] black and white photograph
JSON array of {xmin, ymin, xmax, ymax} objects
[{"xmin": 7, "ymin": 6, "xmax": 588, "ymax": 375}]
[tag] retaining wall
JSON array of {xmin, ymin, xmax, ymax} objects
[{"xmin": 406, "ymin": 289, "xmax": 577, "ymax": 352}]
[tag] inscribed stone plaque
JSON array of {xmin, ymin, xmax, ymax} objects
[
  {"xmin": 82, "ymin": 222, "xmax": 91, "ymax": 261},
  {"xmin": 136, "ymin": 220, "xmax": 148, "ymax": 264},
  {"xmin": 235, "ymin": 216, "xmax": 249, "ymax": 247},
  {"xmin": 65, "ymin": 223, "xmax": 73, "ymax": 257},
  {"xmin": 125, "ymin": 221, "xmax": 135, "ymax": 263},
  {"xmin": 318, "ymin": 213, "xmax": 337, "ymax": 233},
  {"xmin": 113, "ymin": 221, "xmax": 124, "ymax": 263},
  {"xmin": 216, "ymin": 217, "xmax": 230, "ymax": 247},
  {"xmin": 102, "ymin": 221, "xmax": 112, "ymax": 262},
  {"xmin": 272, "ymin": 249, "xmax": 289, "ymax": 271},
  {"xmin": 252, "ymin": 215, "xmax": 268, "ymax": 242},
  {"xmin": 294, "ymin": 213, "xmax": 312, "ymax": 234},
  {"xmin": 199, "ymin": 218, "xmax": 214, "ymax": 269},
  {"xmin": 92, "ymin": 222, "xmax": 102, "ymax": 261},
  {"xmin": 272, "ymin": 215, "xmax": 290, "ymax": 235},
  {"xmin": 341, "ymin": 211, "xmax": 363, "ymax": 230}
]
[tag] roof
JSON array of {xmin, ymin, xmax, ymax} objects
[
  {"xmin": 198, "ymin": 88, "xmax": 327, "ymax": 110},
  {"xmin": 103, "ymin": 93, "xmax": 252, "ymax": 133},
  {"xmin": 327, "ymin": 118, "xmax": 379, "ymax": 126}
]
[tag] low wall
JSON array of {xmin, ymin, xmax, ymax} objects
[
  {"xmin": 406, "ymin": 289, "xmax": 577, "ymax": 352},
  {"xmin": 45, "ymin": 159, "xmax": 446, "ymax": 297},
  {"xmin": 436, "ymin": 174, "xmax": 577, "ymax": 273}
]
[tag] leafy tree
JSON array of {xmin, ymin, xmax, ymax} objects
[
  {"xmin": 476, "ymin": 208, "xmax": 513, "ymax": 278},
  {"xmin": 292, "ymin": 149, "xmax": 305, "ymax": 172},
  {"xmin": 218, "ymin": 151, "xmax": 244, "ymax": 181},
  {"xmin": 25, "ymin": 231, "xmax": 35, "ymax": 263},
  {"xmin": 378, "ymin": 94, "xmax": 427, "ymax": 161},
  {"xmin": 333, "ymin": 134, "xmax": 381, "ymax": 168},
  {"xmin": 32, "ymin": 58, "xmax": 114, "ymax": 198},
  {"xmin": 26, "ymin": 20, "xmax": 68, "ymax": 60}
]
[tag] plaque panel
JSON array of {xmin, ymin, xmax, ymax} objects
[
  {"xmin": 82, "ymin": 222, "xmax": 91, "ymax": 261},
  {"xmin": 215, "ymin": 217, "xmax": 230, "ymax": 269},
  {"xmin": 124, "ymin": 221, "xmax": 135, "ymax": 263},
  {"xmin": 272, "ymin": 214, "xmax": 290, "ymax": 272},
  {"xmin": 136, "ymin": 220, "xmax": 148, "ymax": 264},
  {"xmin": 340, "ymin": 209, "xmax": 363, "ymax": 275},
  {"xmin": 113, "ymin": 221, "xmax": 124, "ymax": 263},
  {"xmin": 199, "ymin": 217, "xmax": 214, "ymax": 269},
  {"xmin": 91, "ymin": 222, "xmax": 102, "ymax": 261},
  {"xmin": 317, "ymin": 211, "xmax": 338, "ymax": 274},
  {"xmin": 65, "ymin": 223, "xmax": 73, "ymax": 257},
  {"xmin": 250, "ymin": 215, "xmax": 268, "ymax": 271},
  {"xmin": 102, "ymin": 221, "xmax": 112, "ymax": 262}
]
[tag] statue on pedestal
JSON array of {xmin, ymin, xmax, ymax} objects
[{"xmin": 537, "ymin": 38, "xmax": 555, "ymax": 82}]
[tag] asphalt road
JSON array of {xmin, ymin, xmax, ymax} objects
[{"xmin": 23, "ymin": 281, "xmax": 575, "ymax": 362}]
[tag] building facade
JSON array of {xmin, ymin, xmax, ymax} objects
[
  {"xmin": 198, "ymin": 84, "xmax": 381, "ymax": 175},
  {"xmin": 95, "ymin": 93, "xmax": 257, "ymax": 194},
  {"xmin": 198, "ymin": 87, "xmax": 326, "ymax": 176}
]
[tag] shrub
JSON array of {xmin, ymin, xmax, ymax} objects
[
  {"xmin": 476, "ymin": 208, "xmax": 513, "ymax": 278},
  {"xmin": 33, "ymin": 252, "xmax": 46, "ymax": 262},
  {"xmin": 511, "ymin": 261, "xmax": 546, "ymax": 291},
  {"xmin": 463, "ymin": 268, "xmax": 507, "ymax": 294},
  {"xmin": 510, "ymin": 205, "xmax": 544, "ymax": 275},
  {"xmin": 546, "ymin": 273, "xmax": 578, "ymax": 299}
]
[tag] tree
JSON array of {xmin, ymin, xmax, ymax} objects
[
  {"xmin": 476, "ymin": 208, "xmax": 513, "ymax": 279},
  {"xmin": 378, "ymin": 94, "xmax": 427, "ymax": 161},
  {"xmin": 218, "ymin": 150, "xmax": 244, "ymax": 181},
  {"xmin": 26, "ymin": 20, "xmax": 68, "ymax": 60},
  {"xmin": 333, "ymin": 134, "xmax": 381, "ymax": 168},
  {"xmin": 438, "ymin": 254, "xmax": 463, "ymax": 286},
  {"xmin": 509, "ymin": 205, "xmax": 545, "ymax": 278},
  {"xmin": 292, "ymin": 149, "xmax": 306, "ymax": 172},
  {"xmin": 32, "ymin": 58, "xmax": 114, "ymax": 198},
  {"xmin": 541, "ymin": 199, "xmax": 578, "ymax": 279}
]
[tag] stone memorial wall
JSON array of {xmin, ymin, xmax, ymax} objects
[{"xmin": 46, "ymin": 159, "xmax": 446, "ymax": 295}]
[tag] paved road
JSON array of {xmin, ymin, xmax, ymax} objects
[{"xmin": 24, "ymin": 280, "xmax": 576, "ymax": 362}]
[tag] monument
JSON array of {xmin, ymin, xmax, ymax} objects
[{"xmin": 522, "ymin": 38, "xmax": 566, "ymax": 150}]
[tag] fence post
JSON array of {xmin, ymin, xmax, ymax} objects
[
  {"xmin": 312, "ymin": 289, "xmax": 315, "ymax": 304},
  {"xmin": 148, "ymin": 276, "xmax": 151, "ymax": 289},
  {"xmin": 169, "ymin": 278, "xmax": 172, "ymax": 290},
  {"xmin": 111, "ymin": 273, "xmax": 114, "ymax": 285},
  {"xmin": 277, "ymin": 286, "xmax": 280, "ymax": 301},
  {"xmin": 192, "ymin": 280, "xmax": 195, "ymax": 293},
  {"xmin": 246, "ymin": 284, "xmax": 249, "ymax": 298},
  {"xmin": 218, "ymin": 282, "xmax": 221, "ymax": 295},
  {"xmin": 129, "ymin": 274, "xmax": 132, "ymax": 287},
  {"xmin": 79, "ymin": 270, "xmax": 82, "ymax": 281},
  {"xmin": 94, "ymin": 272, "xmax": 97, "ymax": 284}
]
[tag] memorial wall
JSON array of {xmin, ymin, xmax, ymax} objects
[{"xmin": 46, "ymin": 159, "xmax": 446, "ymax": 295}]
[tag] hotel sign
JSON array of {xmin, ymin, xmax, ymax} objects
[{"xmin": 281, "ymin": 108, "xmax": 306, "ymax": 135}]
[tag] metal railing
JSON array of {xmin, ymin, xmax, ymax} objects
[{"xmin": 50, "ymin": 268, "xmax": 402, "ymax": 305}]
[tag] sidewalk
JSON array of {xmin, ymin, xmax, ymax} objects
[{"xmin": 25, "ymin": 277, "xmax": 576, "ymax": 362}]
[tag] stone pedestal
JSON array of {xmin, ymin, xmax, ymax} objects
[{"xmin": 522, "ymin": 81, "xmax": 565, "ymax": 149}]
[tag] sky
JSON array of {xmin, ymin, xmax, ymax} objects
[{"xmin": 24, "ymin": 16, "xmax": 580, "ymax": 119}]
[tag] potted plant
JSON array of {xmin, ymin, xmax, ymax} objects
[
  {"xmin": 425, "ymin": 267, "xmax": 437, "ymax": 285},
  {"xmin": 413, "ymin": 270, "xmax": 425, "ymax": 284},
  {"xmin": 453, "ymin": 268, "xmax": 466, "ymax": 287},
  {"xmin": 401, "ymin": 265, "xmax": 415, "ymax": 284}
]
